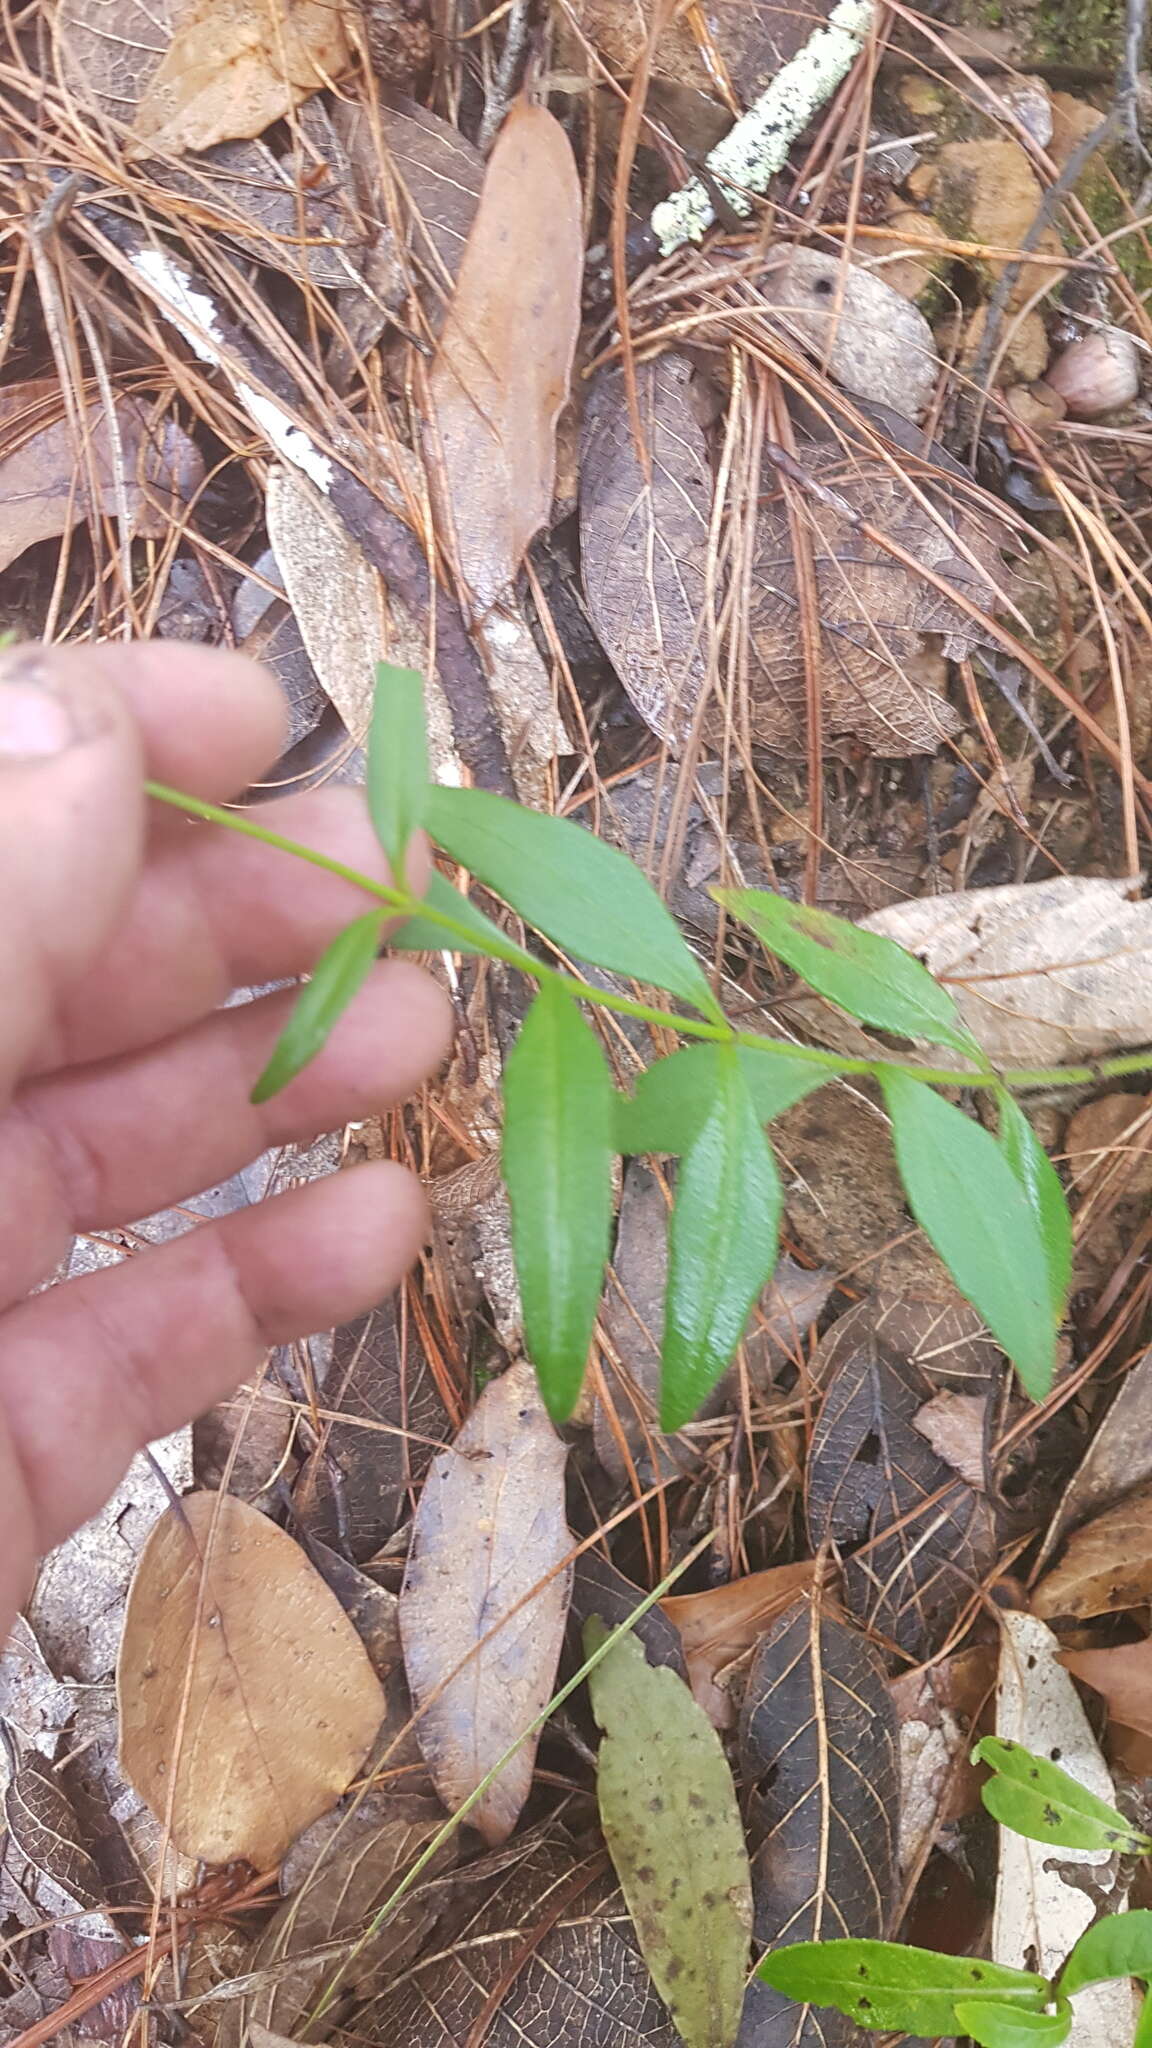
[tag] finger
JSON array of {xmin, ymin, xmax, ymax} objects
[
  {"xmin": 0, "ymin": 646, "xmax": 145, "ymax": 1100},
  {"xmin": 36, "ymin": 786, "xmax": 425, "ymax": 1074},
  {"xmin": 82, "ymin": 641, "xmax": 288, "ymax": 800},
  {"xmin": 0, "ymin": 1163, "xmax": 429, "ymax": 1552},
  {"xmin": 2, "ymin": 960, "xmax": 453, "ymax": 1298}
]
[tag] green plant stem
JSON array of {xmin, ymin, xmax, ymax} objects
[{"xmin": 146, "ymin": 780, "xmax": 1152, "ymax": 1098}]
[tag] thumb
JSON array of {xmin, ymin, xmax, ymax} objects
[{"xmin": 0, "ymin": 647, "xmax": 144, "ymax": 1097}]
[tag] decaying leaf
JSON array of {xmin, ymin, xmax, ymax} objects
[
  {"xmin": 5, "ymin": 1753, "xmax": 105, "ymax": 1914},
  {"xmin": 745, "ymin": 438, "xmax": 1003, "ymax": 757},
  {"xmin": 570, "ymin": 1552, "xmax": 690, "ymax": 1684},
  {"xmin": 890, "ymin": 1647, "xmax": 995, "ymax": 1876},
  {"xmin": 1033, "ymin": 1484, "xmax": 1152, "ymax": 1619},
  {"xmin": 425, "ymin": 97, "xmax": 581, "ymax": 619},
  {"xmin": 912, "ymin": 1390, "xmax": 989, "ymax": 1491},
  {"xmin": 370, "ymin": 1829, "xmax": 679, "ymax": 2045},
  {"xmin": 991, "ymin": 1611, "xmax": 1139, "ymax": 2046},
  {"xmin": 760, "ymin": 250, "xmax": 939, "ymax": 423},
  {"xmin": 738, "ymin": 1593, "xmax": 898, "ymax": 2046},
  {"xmin": 265, "ymin": 465, "xmax": 391, "ymax": 748},
  {"xmin": 334, "ymin": 95, "xmax": 483, "ymax": 291},
  {"xmin": 227, "ymin": 1789, "xmax": 453, "ymax": 2042},
  {"xmin": 292, "ymin": 1295, "xmax": 450, "ymax": 1563},
  {"xmin": 861, "ymin": 875, "xmax": 1152, "ymax": 1067},
  {"xmin": 806, "ymin": 1331, "xmax": 997, "ymax": 1659},
  {"xmin": 0, "ymin": 382, "xmax": 203, "ymax": 578},
  {"xmin": 560, "ymin": 0, "xmax": 823, "ymax": 102},
  {"xmin": 1044, "ymin": 1346, "xmax": 1152, "ymax": 1563},
  {"xmin": 1061, "ymin": 1635, "xmax": 1152, "ymax": 1740},
  {"xmin": 580, "ymin": 352, "xmax": 713, "ymax": 748},
  {"xmin": 133, "ymin": 0, "xmax": 351, "ymax": 155},
  {"xmin": 0, "ymin": 1618, "xmax": 74, "ymax": 1770},
  {"xmin": 662, "ymin": 1560, "xmax": 820, "ymax": 1729},
  {"xmin": 398, "ymin": 1361, "xmax": 572, "ymax": 1845},
  {"xmin": 29, "ymin": 1429, "xmax": 192, "ymax": 1685},
  {"xmin": 118, "ymin": 1491, "xmax": 385, "ymax": 1866},
  {"xmin": 588, "ymin": 1627, "xmax": 752, "ymax": 2048}
]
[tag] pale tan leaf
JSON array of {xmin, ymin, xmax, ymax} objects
[
  {"xmin": 265, "ymin": 465, "xmax": 388, "ymax": 743},
  {"xmin": 760, "ymin": 250, "xmax": 939, "ymax": 422},
  {"xmin": 861, "ymin": 875, "xmax": 1152, "ymax": 1066},
  {"xmin": 912, "ymin": 1390, "xmax": 988, "ymax": 1490},
  {"xmin": 132, "ymin": 0, "xmax": 351, "ymax": 155},
  {"xmin": 889, "ymin": 1646, "xmax": 994, "ymax": 1876},
  {"xmin": 398, "ymin": 1361, "xmax": 572, "ymax": 1845},
  {"xmin": 991, "ymin": 1611, "xmax": 1138, "ymax": 2048},
  {"xmin": 1042, "ymin": 1344, "xmax": 1152, "ymax": 1566},
  {"xmin": 661, "ymin": 1559, "xmax": 819, "ymax": 1728},
  {"xmin": 1033, "ymin": 1485, "xmax": 1152, "ymax": 1619},
  {"xmin": 425, "ymin": 98, "xmax": 581, "ymax": 619},
  {"xmin": 118, "ymin": 1492, "xmax": 385, "ymax": 1867},
  {"xmin": 0, "ymin": 382, "xmax": 203, "ymax": 577}
]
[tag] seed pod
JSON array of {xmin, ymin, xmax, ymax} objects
[{"xmin": 1042, "ymin": 327, "xmax": 1140, "ymax": 417}]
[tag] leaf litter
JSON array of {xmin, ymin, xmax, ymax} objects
[{"xmin": 18, "ymin": 0, "xmax": 1152, "ymax": 2036}]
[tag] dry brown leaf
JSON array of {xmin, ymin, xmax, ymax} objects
[
  {"xmin": 746, "ymin": 438, "xmax": 1002, "ymax": 756},
  {"xmin": 399, "ymin": 1361, "xmax": 572, "ymax": 1845},
  {"xmin": 1061, "ymin": 1636, "xmax": 1152, "ymax": 1739},
  {"xmin": 861, "ymin": 875, "xmax": 1152, "ymax": 1067},
  {"xmin": 912, "ymin": 1391, "xmax": 988, "ymax": 1491},
  {"xmin": 265, "ymin": 465, "xmax": 390, "ymax": 746},
  {"xmin": 1065, "ymin": 1093, "xmax": 1152, "ymax": 1202},
  {"xmin": 0, "ymin": 382, "xmax": 203, "ymax": 578},
  {"xmin": 760, "ymin": 250, "xmax": 939, "ymax": 423},
  {"xmin": 890, "ymin": 1646, "xmax": 995, "ymax": 1875},
  {"xmin": 662, "ymin": 1560, "xmax": 820, "ymax": 1728},
  {"xmin": 132, "ymin": 0, "xmax": 351, "ymax": 155},
  {"xmin": 1043, "ymin": 1345, "xmax": 1152, "ymax": 1566},
  {"xmin": 580, "ymin": 352, "xmax": 713, "ymax": 749},
  {"xmin": 1033, "ymin": 1485, "xmax": 1152, "ymax": 1619},
  {"xmin": 230, "ymin": 1789, "xmax": 453, "ymax": 2041},
  {"xmin": 560, "ymin": 0, "xmax": 822, "ymax": 99},
  {"xmin": 425, "ymin": 98, "xmax": 581, "ymax": 620},
  {"xmin": 118, "ymin": 1491, "xmax": 385, "ymax": 1867}
]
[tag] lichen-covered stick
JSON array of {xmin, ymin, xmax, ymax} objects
[{"xmin": 650, "ymin": 0, "xmax": 875, "ymax": 255}]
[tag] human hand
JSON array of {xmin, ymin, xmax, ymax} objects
[{"xmin": 0, "ymin": 642, "xmax": 453, "ymax": 1637}]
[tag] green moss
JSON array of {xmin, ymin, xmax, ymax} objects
[
  {"xmin": 1076, "ymin": 161, "xmax": 1152, "ymax": 293},
  {"xmin": 1033, "ymin": 0, "xmax": 1124, "ymax": 65}
]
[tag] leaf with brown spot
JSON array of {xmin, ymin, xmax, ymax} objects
[
  {"xmin": 131, "ymin": 0, "xmax": 351, "ymax": 155},
  {"xmin": 0, "ymin": 382, "xmax": 203, "ymax": 577},
  {"xmin": 368, "ymin": 1829, "xmax": 681, "ymax": 2046},
  {"xmin": 806, "ymin": 1329, "xmax": 998, "ymax": 1659},
  {"xmin": 117, "ymin": 1492, "xmax": 385, "ymax": 1867},
  {"xmin": 580, "ymin": 352, "xmax": 714, "ymax": 748},
  {"xmin": 424, "ymin": 98, "xmax": 581, "ymax": 621},
  {"xmin": 398, "ymin": 1361, "xmax": 572, "ymax": 1845},
  {"xmin": 661, "ymin": 1561, "xmax": 822, "ymax": 1729},
  {"xmin": 1034, "ymin": 1484, "xmax": 1152, "ymax": 1619},
  {"xmin": 737, "ymin": 1593, "xmax": 899, "ymax": 2047},
  {"xmin": 587, "ymin": 1625, "xmax": 752, "ymax": 2048}
]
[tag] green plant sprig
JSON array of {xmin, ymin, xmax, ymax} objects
[
  {"xmin": 146, "ymin": 662, "xmax": 1151, "ymax": 1428},
  {"xmin": 145, "ymin": 780, "xmax": 1152, "ymax": 1097},
  {"xmin": 760, "ymin": 1742, "xmax": 1152, "ymax": 2048}
]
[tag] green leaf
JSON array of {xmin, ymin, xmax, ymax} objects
[
  {"xmin": 426, "ymin": 784, "xmax": 723, "ymax": 1020},
  {"xmin": 501, "ymin": 984, "xmax": 615, "ymax": 1422},
  {"xmin": 1059, "ymin": 1914, "xmax": 1152, "ymax": 2000},
  {"xmin": 389, "ymin": 868, "xmax": 537, "ymax": 969},
  {"xmin": 251, "ymin": 911, "xmax": 383, "ymax": 1103},
  {"xmin": 974, "ymin": 1738, "xmax": 1152, "ymax": 1856},
  {"xmin": 1136, "ymin": 1987, "xmax": 1152, "ymax": 2048},
  {"xmin": 367, "ymin": 662, "xmax": 428, "ymax": 885},
  {"xmin": 955, "ymin": 2000, "xmax": 1072, "ymax": 2048},
  {"xmin": 879, "ymin": 1070, "xmax": 1057, "ymax": 1402},
  {"xmin": 998, "ymin": 1092, "xmax": 1073, "ymax": 1322},
  {"xmin": 660, "ymin": 1046, "xmax": 781, "ymax": 1430},
  {"xmin": 716, "ymin": 887, "xmax": 981, "ymax": 1058},
  {"xmin": 586, "ymin": 1621, "xmax": 752, "ymax": 2048},
  {"xmin": 615, "ymin": 1043, "xmax": 828, "ymax": 1156},
  {"xmin": 757, "ymin": 1940, "xmax": 1049, "ymax": 2036}
]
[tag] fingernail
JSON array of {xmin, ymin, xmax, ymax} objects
[{"xmin": 0, "ymin": 653, "xmax": 78, "ymax": 760}]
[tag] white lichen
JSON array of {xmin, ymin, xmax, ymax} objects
[
  {"xmin": 650, "ymin": 0, "xmax": 875, "ymax": 255},
  {"xmin": 130, "ymin": 247, "xmax": 333, "ymax": 494}
]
